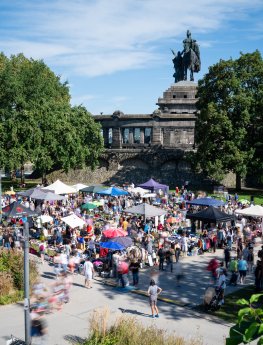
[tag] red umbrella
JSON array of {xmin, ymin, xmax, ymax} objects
[{"xmin": 103, "ymin": 228, "xmax": 127, "ymax": 238}]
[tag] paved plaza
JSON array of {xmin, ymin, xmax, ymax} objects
[{"xmin": 0, "ymin": 247, "xmax": 257, "ymax": 345}]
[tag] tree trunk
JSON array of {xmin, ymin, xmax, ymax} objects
[
  {"xmin": 20, "ymin": 165, "xmax": 25, "ymax": 185},
  {"xmin": 11, "ymin": 170, "xmax": 16, "ymax": 182},
  {"xmin": 236, "ymin": 173, "xmax": 242, "ymax": 191},
  {"xmin": 42, "ymin": 172, "xmax": 47, "ymax": 186}
]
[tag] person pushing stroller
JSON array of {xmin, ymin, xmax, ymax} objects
[{"xmin": 204, "ymin": 268, "xmax": 227, "ymax": 311}]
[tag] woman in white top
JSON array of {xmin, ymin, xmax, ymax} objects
[{"xmin": 83, "ymin": 257, "xmax": 94, "ymax": 289}]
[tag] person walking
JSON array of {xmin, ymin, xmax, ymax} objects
[
  {"xmin": 39, "ymin": 240, "xmax": 46, "ymax": 265},
  {"xmin": 238, "ymin": 257, "xmax": 248, "ymax": 285},
  {"xmin": 224, "ymin": 247, "xmax": 231, "ymax": 268},
  {"xmin": 247, "ymin": 248, "xmax": 254, "ymax": 273},
  {"xmin": 175, "ymin": 242, "xmax": 181, "ymax": 262},
  {"xmin": 83, "ymin": 257, "xmax": 94, "ymax": 289},
  {"xmin": 147, "ymin": 279, "xmax": 162, "ymax": 319},
  {"xmin": 174, "ymin": 262, "xmax": 183, "ymax": 287},
  {"xmin": 157, "ymin": 246, "xmax": 165, "ymax": 271},
  {"xmin": 216, "ymin": 268, "xmax": 227, "ymax": 305},
  {"xmin": 129, "ymin": 260, "xmax": 140, "ymax": 286},
  {"xmin": 228, "ymin": 257, "xmax": 238, "ymax": 286}
]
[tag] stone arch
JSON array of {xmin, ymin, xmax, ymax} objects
[
  {"xmin": 118, "ymin": 158, "xmax": 149, "ymax": 170},
  {"xmin": 177, "ymin": 160, "xmax": 191, "ymax": 171},
  {"xmin": 98, "ymin": 158, "xmax": 109, "ymax": 170},
  {"xmin": 160, "ymin": 160, "xmax": 177, "ymax": 171}
]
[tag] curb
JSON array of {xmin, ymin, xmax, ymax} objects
[{"xmin": 94, "ymin": 277, "xmax": 188, "ymax": 307}]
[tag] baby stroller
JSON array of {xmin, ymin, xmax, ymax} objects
[
  {"xmin": 228, "ymin": 272, "xmax": 238, "ymax": 286},
  {"xmin": 203, "ymin": 286, "xmax": 223, "ymax": 311}
]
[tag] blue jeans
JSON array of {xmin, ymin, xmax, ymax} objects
[{"xmin": 132, "ymin": 272, "xmax": 139, "ymax": 285}]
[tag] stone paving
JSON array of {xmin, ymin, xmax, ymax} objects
[{"xmin": 0, "ymin": 241, "xmax": 260, "ymax": 345}]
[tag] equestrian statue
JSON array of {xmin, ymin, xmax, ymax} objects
[{"xmin": 171, "ymin": 30, "xmax": 201, "ymax": 82}]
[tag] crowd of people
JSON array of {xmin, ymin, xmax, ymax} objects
[{"xmin": 1, "ymin": 182, "xmax": 263, "ymax": 339}]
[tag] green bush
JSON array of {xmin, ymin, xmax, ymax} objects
[
  {"xmin": 81, "ymin": 308, "xmax": 203, "ymax": 345},
  {"xmin": 0, "ymin": 248, "xmax": 39, "ymax": 304},
  {"xmin": 226, "ymin": 293, "xmax": 263, "ymax": 345}
]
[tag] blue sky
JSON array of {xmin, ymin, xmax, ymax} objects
[{"xmin": 0, "ymin": 0, "xmax": 262, "ymax": 115}]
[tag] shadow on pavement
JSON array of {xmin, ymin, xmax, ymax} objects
[{"xmin": 119, "ymin": 307, "xmax": 150, "ymax": 317}]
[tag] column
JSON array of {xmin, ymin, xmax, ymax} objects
[
  {"xmin": 112, "ymin": 127, "xmax": 122, "ymax": 148},
  {"xmin": 103, "ymin": 128, "xmax": 109, "ymax": 147},
  {"xmin": 129, "ymin": 128, "xmax": 134, "ymax": 144},
  {"xmin": 152, "ymin": 126, "xmax": 162, "ymax": 145},
  {"xmin": 140, "ymin": 128, "xmax": 145, "ymax": 144}
]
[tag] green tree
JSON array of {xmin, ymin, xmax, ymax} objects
[
  {"xmin": 0, "ymin": 53, "xmax": 104, "ymax": 181},
  {"xmin": 0, "ymin": 53, "xmax": 70, "ymax": 182},
  {"xmin": 195, "ymin": 51, "xmax": 263, "ymax": 189}
]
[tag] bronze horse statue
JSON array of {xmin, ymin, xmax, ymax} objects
[
  {"xmin": 172, "ymin": 31, "xmax": 201, "ymax": 82},
  {"xmin": 182, "ymin": 48, "xmax": 200, "ymax": 81}
]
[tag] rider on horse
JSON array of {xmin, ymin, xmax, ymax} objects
[{"xmin": 172, "ymin": 30, "xmax": 201, "ymax": 82}]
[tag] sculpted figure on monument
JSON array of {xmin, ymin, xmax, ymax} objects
[
  {"xmin": 171, "ymin": 50, "xmax": 184, "ymax": 83},
  {"xmin": 172, "ymin": 30, "xmax": 201, "ymax": 82}
]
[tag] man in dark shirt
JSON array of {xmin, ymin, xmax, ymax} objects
[
  {"xmin": 129, "ymin": 261, "xmax": 140, "ymax": 286},
  {"xmin": 157, "ymin": 247, "xmax": 165, "ymax": 271}
]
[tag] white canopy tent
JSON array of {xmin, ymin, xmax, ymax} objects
[
  {"xmin": 124, "ymin": 203, "xmax": 167, "ymax": 218},
  {"xmin": 71, "ymin": 183, "xmax": 89, "ymax": 192},
  {"xmin": 42, "ymin": 179, "xmax": 76, "ymax": 194},
  {"xmin": 128, "ymin": 187, "xmax": 150, "ymax": 195},
  {"xmin": 235, "ymin": 205, "xmax": 263, "ymax": 217},
  {"xmin": 235, "ymin": 205, "xmax": 263, "ymax": 233},
  {"xmin": 37, "ymin": 215, "xmax": 53, "ymax": 223},
  {"xmin": 61, "ymin": 214, "xmax": 86, "ymax": 229},
  {"xmin": 143, "ymin": 193, "xmax": 157, "ymax": 198}
]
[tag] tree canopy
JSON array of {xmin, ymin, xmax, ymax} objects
[
  {"xmin": 0, "ymin": 53, "xmax": 104, "ymax": 180},
  {"xmin": 195, "ymin": 50, "xmax": 263, "ymax": 189}
]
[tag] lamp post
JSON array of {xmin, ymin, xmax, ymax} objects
[{"xmin": 23, "ymin": 221, "xmax": 31, "ymax": 345}]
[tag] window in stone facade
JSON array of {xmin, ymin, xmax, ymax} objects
[
  {"xmin": 134, "ymin": 128, "xmax": 140, "ymax": 144},
  {"xmin": 108, "ymin": 128, "xmax": 113, "ymax": 144},
  {"xmin": 123, "ymin": 128, "xmax": 129, "ymax": 144},
  {"xmin": 144, "ymin": 128, "xmax": 152, "ymax": 144},
  {"xmin": 184, "ymin": 94, "xmax": 187, "ymax": 98}
]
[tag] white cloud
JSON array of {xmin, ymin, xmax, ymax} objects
[
  {"xmin": 71, "ymin": 94, "xmax": 97, "ymax": 106},
  {"xmin": 0, "ymin": 0, "xmax": 262, "ymax": 77}
]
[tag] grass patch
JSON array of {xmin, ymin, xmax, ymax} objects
[
  {"xmin": 1, "ymin": 178, "xmax": 41, "ymax": 192},
  {"xmin": 0, "ymin": 290, "xmax": 24, "ymax": 305},
  {"xmin": 214, "ymin": 285, "xmax": 255, "ymax": 323},
  {"xmin": 195, "ymin": 285, "xmax": 256, "ymax": 323},
  {"xmin": 81, "ymin": 307, "xmax": 203, "ymax": 345}
]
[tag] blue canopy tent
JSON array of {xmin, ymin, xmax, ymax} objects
[
  {"xmin": 186, "ymin": 197, "xmax": 225, "ymax": 207},
  {"xmin": 138, "ymin": 178, "xmax": 169, "ymax": 193},
  {"xmin": 100, "ymin": 241, "xmax": 125, "ymax": 250},
  {"xmin": 96, "ymin": 187, "xmax": 129, "ymax": 197}
]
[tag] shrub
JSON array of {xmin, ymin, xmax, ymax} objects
[
  {"xmin": 82, "ymin": 308, "xmax": 203, "ymax": 345},
  {"xmin": 0, "ymin": 271, "xmax": 14, "ymax": 296},
  {"xmin": 226, "ymin": 293, "xmax": 263, "ymax": 345},
  {"xmin": 0, "ymin": 248, "xmax": 39, "ymax": 304}
]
